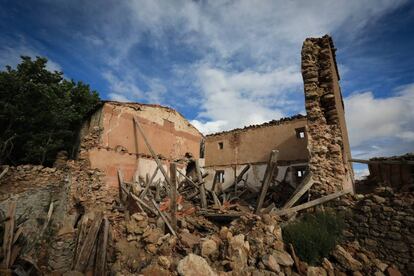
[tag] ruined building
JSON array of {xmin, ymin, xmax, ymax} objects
[
  {"xmin": 5, "ymin": 36, "xmax": 412, "ymax": 276},
  {"xmin": 77, "ymin": 36, "xmax": 354, "ymax": 201},
  {"xmin": 203, "ymin": 115, "xmax": 309, "ymax": 192},
  {"xmin": 204, "ymin": 35, "xmax": 354, "ymax": 197},
  {"xmin": 79, "ymin": 101, "xmax": 203, "ymax": 190}
]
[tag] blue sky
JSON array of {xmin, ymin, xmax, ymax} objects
[{"xmin": 1, "ymin": 0, "xmax": 413, "ymax": 177}]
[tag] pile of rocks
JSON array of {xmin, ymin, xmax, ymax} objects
[
  {"xmin": 109, "ymin": 209, "xmax": 400, "ymax": 276},
  {"xmin": 331, "ymin": 187, "xmax": 414, "ymax": 273}
]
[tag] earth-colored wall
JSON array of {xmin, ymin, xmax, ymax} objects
[
  {"xmin": 204, "ymin": 116, "xmax": 309, "ymax": 167},
  {"xmin": 79, "ymin": 102, "xmax": 203, "ymax": 187}
]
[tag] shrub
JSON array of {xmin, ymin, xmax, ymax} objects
[{"xmin": 282, "ymin": 211, "xmax": 344, "ymax": 265}]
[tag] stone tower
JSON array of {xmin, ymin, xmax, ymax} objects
[{"xmin": 301, "ymin": 35, "xmax": 354, "ymax": 196}]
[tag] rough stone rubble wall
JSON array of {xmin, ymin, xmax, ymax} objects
[
  {"xmin": 330, "ymin": 188, "xmax": 414, "ymax": 274},
  {"xmin": 302, "ymin": 35, "xmax": 353, "ymax": 196}
]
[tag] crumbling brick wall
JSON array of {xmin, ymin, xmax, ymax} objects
[{"xmin": 302, "ymin": 35, "xmax": 354, "ymax": 196}]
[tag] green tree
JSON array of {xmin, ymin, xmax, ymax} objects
[{"xmin": 0, "ymin": 56, "xmax": 100, "ymax": 166}]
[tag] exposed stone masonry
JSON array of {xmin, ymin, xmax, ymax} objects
[
  {"xmin": 302, "ymin": 35, "xmax": 351, "ymax": 196},
  {"xmin": 330, "ymin": 187, "xmax": 414, "ymax": 274}
]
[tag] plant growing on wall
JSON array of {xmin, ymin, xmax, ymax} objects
[
  {"xmin": 0, "ymin": 56, "xmax": 100, "ymax": 166},
  {"xmin": 282, "ymin": 211, "xmax": 344, "ymax": 265}
]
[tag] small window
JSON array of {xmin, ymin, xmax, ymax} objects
[
  {"xmin": 296, "ymin": 168, "xmax": 307, "ymax": 178},
  {"xmin": 218, "ymin": 142, "xmax": 224, "ymax": 149},
  {"xmin": 295, "ymin": 127, "xmax": 306, "ymax": 139},
  {"xmin": 216, "ymin": 170, "xmax": 225, "ymax": 183}
]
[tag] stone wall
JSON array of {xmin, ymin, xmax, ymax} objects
[
  {"xmin": 301, "ymin": 35, "xmax": 354, "ymax": 196},
  {"xmin": 331, "ymin": 188, "xmax": 414, "ymax": 274}
]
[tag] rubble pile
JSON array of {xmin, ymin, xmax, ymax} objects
[
  {"xmin": 108, "ymin": 206, "xmax": 401, "ymax": 276},
  {"xmin": 0, "ymin": 159, "xmax": 406, "ymax": 276},
  {"xmin": 330, "ymin": 187, "xmax": 414, "ymax": 273},
  {"xmin": 301, "ymin": 35, "xmax": 351, "ymax": 196}
]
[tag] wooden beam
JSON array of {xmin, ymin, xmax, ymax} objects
[
  {"xmin": 177, "ymin": 169, "xmax": 199, "ymax": 189},
  {"xmin": 211, "ymin": 171, "xmax": 219, "ymax": 192},
  {"xmin": 73, "ymin": 216, "xmax": 89, "ymax": 269},
  {"xmin": 283, "ymin": 172, "xmax": 314, "ymax": 209},
  {"xmin": 73, "ymin": 212, "xmax": 103, "ymax": 272},
  {"xmin": 255, "ymin": 150, "xmax": 279, "ymax": 214},
  {"xmin": 151, "ymin": 199, "xmax": 177, "ymax": 237},
  {"xmin": 275, "ymin": 190, "xmax": 351, "ymax": 216},
  {"xmin": 235, "ymin": 164, "xmax": 250, "ymax": 184},
  {"xmin": 117, "ymin": 169, "xmax": 127, "ymax": 204},
  {"xmin": 195, "ymin": 159, "xmax": 207, "ymax": 209},
  {"xmin": 211, "ymin": 191, "xmax": 221, "ymax": 207},
  {"xmin": 155, "ymin": 179, "xmax": 161, "ymax": 202},
  {"xmin": 122, "ymin": 185, "xmax": 157, "ymax": 215},
  {"xmin": 140, "ymin": 167, "xmax": 159, "ymax": 199},
  {"xmin": 133, "ymin": 117, "xmax": 171, "ymax": 185},
  {"xmin": 170, "ymin": 163, "xmax": 177, "ymax": 232},
  {"xmin": 0, "ymin": 166, "xmax": 9, "ymax": 181},
  {"xmin": 1, "ymin": 201, "xmax": 16, "ymax": 268},
  {"xmin": 94, "ymin": 217, "xmax": 109, "ymax": 276},
  {"xmin": 350, "ymin": 158, "xmax": 414, "ymax": 165}
]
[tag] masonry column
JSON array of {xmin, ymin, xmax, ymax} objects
[{"xmin": 301, "ymin": 35, "xmax": 354, "ymax": 196}]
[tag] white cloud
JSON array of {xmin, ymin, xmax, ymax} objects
[
  {"xmin": 123, "ymin": 0, "xmax": 407, "ymax": 64},
  {"xmin": 354, "ymin": 167, "xmax": 370, "ymax": 180},
  {"xmin": 0, "ymin": 45, "xmax": 62, "ymax": 72},
  {"xmin": 112, "ymin": 0, "xmax": 406, "ymax": 134},
  {"xmin": 103, "ymin": 71, "xmax": 143, "ymax": 99},
  {"xmin": 108, "ymin": 93, "xmax": 130, "ymax": 102},
  {"xmin": 190, "ymin": 120, "xmax": 227, "ymax": 135},
  {"xmin": 193, "ymin": 65, "xmax": 302, "ymax": 132},
  {"xmin": 345, "ymin": 84, "xmax": 414, "ymax": 158}
]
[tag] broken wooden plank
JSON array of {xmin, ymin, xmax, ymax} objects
[
  {"xmin": 9, "ymin": 244, "xmax": 21, "ymax": 269},
  {"xmin": 12, "ymin": 227, "xmax": 22, "ymax": 245},
  {"xmin": 140, "ymin": 167, "xmax": 159, "ymax": 199},
  {"xmin": 177, "ymin": 169, "xmax": 199, "ymax": 189},
  {"xmin": 155, "ymin": 179, "xmax": 161, "ymax": 202},
  {"xmin": 275, "ymin": 190, "xmax": 351, "ymax": 216},
  {"xmin": 117, "ymin": 169, "xmax": 127, "ymax": 204},
  {"xmin": 41, "ymin": 202, "xmax": 54, "ymax": 235},
  {"xmin": 170, "ymin": 163, "xmax": 177, "ymax": 232},
  {"xmin": 1, "ymin": 201, "xmax": 16, "ymax": 268},
  {"xmin": 255, "ymin": 150, "xmax": 279, "ymax": 214},
  {"xmin": 235, "ymin": 164, "xmax": 250, "ymax": 184},
  {"xmin": 151, "ymin": 199, "xmax": 177, "ymax": 237},
  {"xmin": 283, "ymin": 172, "xmax": 314, "ymax": 209},
  {"xmin": 195, "ymin": 159, "xmax": 207, "ymax": 209},
  {"xmin": 94, "ymin": 217, "xmax": 109, "ymax": 276},
  {"xmin": 127, "ymin": 188, "xmax": 157, "ymax": 215},
  {"xmin": 211, "ymin": 191, "xmax": 221, "ymax": 207},
  {"xmin": 73, "ymin": 212, "xmax": 103, "ymax": 272},
  {"xmin": 0, "ymin": 166, "xmax": 9, "ymax": 181},
  {"xmin": 133, "ymin": 117, "xmax": 171, "ymax": 185},
  {"xmin": 211, "ymin": 171, "xmax": 219, "ymax": 192},
  {"xmin": 73, "ymin": 216, "xmax": 89, "ymax": 268}
]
